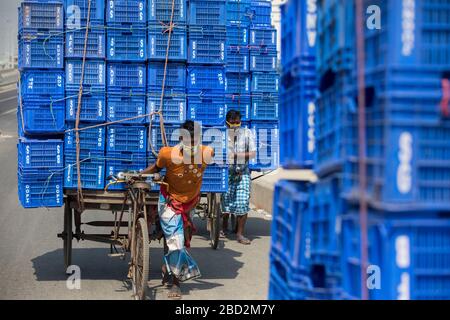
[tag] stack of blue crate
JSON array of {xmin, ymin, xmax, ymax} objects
[
  {"xmin": 248, "ymin": 1, "xmax": 279, "ymax": 171},
  {"xmin": 311, "ymin": 0, "xmax": 450, "ymax": 300},
  {"xmin": 63, "ymin": 0, "xmax": 106, "ymax": 190},
  {"xmin": 187, "ymin": 0, "xmax": 229, "ymax": 192},
  {"xmin": 103, "ymin": 0, "xmax": 148, "ymax": 190},
  {"xmin": 17, "ymin": 0, "xmax": 65, "ymax": 208}
]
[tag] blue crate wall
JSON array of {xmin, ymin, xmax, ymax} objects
[
  {"xmin": 18, "ymin": 138, "xmax": 64, "ymax": 170},
  {"xmin": 201, "ymin": 165, "xmax": 229, "ymax": 193},
  {"xmin": 148, "ymin": 0, "xmax": 187, "ymax": 24},
  {"xmin": 18, "ymin": 33, "xmax": 64, "ymax": 70},
  {"xmin": 226, "ymin": 47, "xmax": 249, "ymax": 73},
  {"xmin": 148, "ymin": 24, "xmax": 187, "ymax": 61},
  {"xmin": 187, "ymin": 94, "xmax": 226, "ymax": 126},
  {"xmin": 226, "ymin": 24, "xmax": 249, "ymax": 47},
  {"xmin": 18, "ymin": 169, "xmax": 64, "ymax": 208},
  {"xmin": 251, "ymin": 93, "xmax": 279, "ymax": 121},
  {"xmin": 106, "ymin": 0, "xmax": 146, "ymax": 25},
  {"xmin": 65, "ymin": 25, "xmax": 105, "ymax": 59},
  {"xmin": 107, "ymin": 63, "xmax": 146, "ymax": 93},
  {"xmin": 225, "ymin": 96, "xmax": 251, "ymax": 122},
  {"xmin": 147, "ymin": 63, "xmax": 187, "ymax": 92},
  {"xmin": 250, "ymin": 47, "xmax": 278, "ymax": 72},
  {"xmin": 249, "ymin": 121, "xmax": 279, "ymax": 170},
  {"xmin": 107, "ymin": 93, "xmax": 148, "ymax": 124},
  {"xmin": 65, "ymin": 0, "xmax": 105, "ymax": 25},
  {"xmin": 340, "ymin": 211, "xmax": 450, "ymax": 300},
  {"xmin": 250, "ymin": 26, "xmax": 277, "ymax": 49},
  {"xmin": 20, "ymin": 70, "xmax": 65, "ymax": 100},
  {"xmin": 64, "ymin": 150, "xmax": 105, "ymax": 190},
  {"xmin": 225, "ymin": 72, "xmax": 251, "ymax": 95},
  {"xmin": 18, "ymin": 100, "xmax": 66, "ymax": 135},
  {"xmin": 280, "ymin": 0, "xmax": 317, "ymax": 65},
  {"xmin": 65, "ymin": 59, "xmax": 106, "ymax": 91},
  {"xmin": 107, "ymin": 125, "xmax": 148, "ymax": 153},
  {"xmin": 107, "ymin": 25, "xmax": 147, "ymax": 61},
  {"xmin": 249, "ymin": 0, "xmax": 272, "ymax": 27},
  {"xmin": 189, "ymin": 0, "xmax": 227, "ymax": 25},
  {"xmin": 188, "ymin": 25, "xmax": 226, "ymax": 65},
  {"xmin": 187, "ymin": 66, "xmax": 226, "ymax": 94},
  {"xmin": 65, "ymin": 90, "xmax": 106, "ymax": 123},
  {"xmin": 65, "ymin": 124, "xmax": 106, "ymax": 152},
  {"xmin": 19, "ymin": 1, "xmax": 64, "ymax": 33},
  {"xmin": 227, "ymin": 0, "xmax": 252, "ymax": 26},
  {"xmin": 105, "ymin": 152, "xmax": 148, "ymax": 190},
  {"xmin": 148, "ymin": 93, "xmax": 186, "ymax": 124},
  {"xmin": 251, "ymin": 72, "xmax": 279, "ymax": 93}
]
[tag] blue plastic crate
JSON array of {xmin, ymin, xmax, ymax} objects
[
  {"xmin": 249, "ymin": 121, "xmax": 279, "ymax": 170},
  {"xmin": 18, "ymin": 1, "xmax": 63, "ymax": 33},
  {"xmin": 281, "ymin": 0, "xmax": 317, "ymax": 66},
  {"xmin": 147, "ymin": 63, "xmax": 186, "ymax": 92},
  {"xmin": 251, "ymin": 94, "xmax": 279, "ymax": 120},
  {"xmin": 226, "ymin": 24, "xmax": 249, "ymax": 46},
  {"xmin": 65, "ymin": 91, "xmax": 106, "ymax": 123},
  {"xmin": 201, "ymin": 165, "xmax": 228, "ymax": 193},
  {"xmin": 148, "ymin": 93, "xmax": 186, "ymax": 124},
  {"xmin": 187, "ymin": 66, "xmax": 226, "ymax": 94},
  {"xmin": 65, "ymin": 125, "xmax": 106, "ymax": 151},
  {"xmin": 225, "ymin": 96, "xmax": 251, "ymax": 121},
  {"xmin": 107, "ymin": 125, "xmax": 148, "ymax": 153},
  {"xmin": 225, "ymin": 73, "xmax": 250, "ymax": 94},
  {"xmin": 281, "ymin": 55, "xmax": 317, "ymax": 89},
  {"xmin": 65, "ymin": 59, "xmax": 106, "ymax": 91},
  {"xmin": 107, "ymin": 63, "xmax": 146, "ymax": 93},
  {"xmin": 65, "ymin": 26, "xmax": 105, "ymax": 58},
  {"xmin": 280, "ymin": 79, "xmax": 316, "ymax": 169},
  {"xmin": 148, "ymin": 0, "xmax": 187, "ymax": 24},
  {"xmin": 227, "ymin": 0, "xmax": 252, "ymax": 26},
  {"xmin": 187, "ymin": 94, "xmax": 226, "ymax": 126},
  {"xmin": 107, "ymin": 94, "xmax": 148, "ymax": 124},
  {"xmin": 106, "ymin": 0, "xmax": 146, "ymax": 25},
  {"xmin": 148, "ymin": 125, "xmax": 179, "ymax": 157},
  {"xmin": 188, "ymin": 25, "xmax": 226, "ymax": 65},
  {"xmin": 148, "ymin": 24, "xmax": 187, "ymax": 61},
  {"xmin": 189, "ymin": 0, "xmax": 226, "ymax": 25},
  {"xmin": 18, "ymin": 33, "xmax": 64, "ymax": 70},
  {"xmin": 226, "ymin": 47, "xmax": 249, "ymax": 73},
  {"xmin": 107, "ymin": 25, "xmax": 147, "ymax": 61},
  {"xmin": 18, "ymin": 100, "xmax": 65, "ymax": 135},
  {"xmin": 18, "ymin": 138, "xmax": 63, "ymax": 169},
  {"xmin": 249, "ymin": 1, "xmax": 272, "ymax": 26},
  {"xmin": 20, "ymin": 70, "xmax": 64, "ymax": 99},
  {"xmin": 105, "ymin": 152, "xmax": 148, "ymax": 190},
  {"xmin": 250, "ymin": 26, "xmax": 277, "ymax": 49},
  {"xmin": 65, "ymin": 0, "xmax": 105, "ymax": 25},
  {"xmin": 18, "ymin": 169, "xmax": 63, "ymax": 208},
  {"xmin": 272, "ymin": 180, "xmax": 312, "ymax": 272},
  {"xmin": 250, "ymin": 48, "xmax": 278, "ymax": 72},
  {"xmin": 251, "ymin": 72, "xmax": 279, "ymax": 93},
  {"xmin": 341, "ymin": 212, "xmax": 450, "ymax": 300},
  {"xmin": 64, "ymin": 151, "xmax": 105, "ymax": 190}
]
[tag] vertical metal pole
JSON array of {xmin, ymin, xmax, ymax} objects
[{"xmin": 355, "ymin": 0, "xmax": 369, "ymax": 300}]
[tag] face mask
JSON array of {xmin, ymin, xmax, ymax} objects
[
  {"xmin": 180, "ymin": 143, "xmax": 200, "ymax": 156},
  {"xmin": 226, "ymin": 121, "xmax": 241, "ymax": 129}
]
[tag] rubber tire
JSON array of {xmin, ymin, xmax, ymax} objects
[
  {"xmin": 132, "ymin": 218, "xmax": 149, "ymax": 300},
  {"xmin": 209, "ymin": 193, "xmax": 222, "ymax": 250},
  {"xmin": 63, "ymin": 203, "xmax": 73, "ymax": 274}
]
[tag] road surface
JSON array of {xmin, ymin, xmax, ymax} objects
[{"xmin": 0, "ymin": 87, "xmax": 272, "ymax": 300}]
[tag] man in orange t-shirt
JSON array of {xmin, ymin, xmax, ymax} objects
[{"xmin": 142, "ymin": 120, "xmax": 214, "ymax": 299}]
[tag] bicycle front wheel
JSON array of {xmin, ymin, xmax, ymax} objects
[{"xmin": 132, "ymin": 217, "xmax": 149, "ymax": 300}]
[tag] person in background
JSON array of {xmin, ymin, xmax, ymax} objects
[
  {"xmin": 141, "ymin": 120, "xmax": 214, "ymax": 299},
  {"xmin": 221, "ymin": 110, "xmax": 257, "ymax": 245}
]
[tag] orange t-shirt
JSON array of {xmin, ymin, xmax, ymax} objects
[{"xmin": 156, "ymin": 145, "xmax": 214, "ymax": 203}]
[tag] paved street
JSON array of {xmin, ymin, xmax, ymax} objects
[{"xmin": 0, "ymin": 88, "xmax": 272, "ymax": 300}]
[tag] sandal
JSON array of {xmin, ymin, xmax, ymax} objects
[
  {"xmin": 162, "ymin": 271, "xmax": 172, "ymax": 287},
  {"xmin": 237, "ymin": 236, "xmax": 251, "ymax": 245},
  {"xmin": 167, "ymin": 285, "xmax": 182, "ymax": 300}
]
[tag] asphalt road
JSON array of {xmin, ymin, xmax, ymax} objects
[{"xmin": 0, "ymin": 88, "xmax": 272, "ymax": 300}]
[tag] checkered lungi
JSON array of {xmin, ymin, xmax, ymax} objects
[{"xmin": 221, "ymin": 170, "xmax": 251, "ymax": 216}]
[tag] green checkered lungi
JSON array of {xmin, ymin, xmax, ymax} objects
[{"xmin": 221, "ymin": 169, "xmax": 251, "ymax": 216}]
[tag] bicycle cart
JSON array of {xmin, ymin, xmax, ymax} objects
[{"xmin": 59, "ymin": 173, "xmax": 223, "ymax": 300}]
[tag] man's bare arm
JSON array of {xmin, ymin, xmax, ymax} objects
[{"xmin": 141, "ymin": 163, "xmax": 162, "ymax": 175}]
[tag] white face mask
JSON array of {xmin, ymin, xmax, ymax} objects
[{"xmin": 180, "ymin": 142, "xmax": 200, "ymax": 157}]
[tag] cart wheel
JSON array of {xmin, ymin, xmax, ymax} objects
[
  {"xmin": 63, "ymin": 203, "xmax": 73, "ymax": 273},
  {"xmin": 209, "ymin": 193, "xmax": 222, "ymax": 250},
  {"xmin": 132, "ymin": 217, "xmax": 149, "ymax": 300}
]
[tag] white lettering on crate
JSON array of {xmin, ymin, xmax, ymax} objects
[
  {"xmin": 402, "ymin": 0, "xmax": 415, "ymax": 57},
  {"xmin": 306, "ymin": 0, "xmax": 318, "ymax": 47},
  {"xmin": 308, "ymin": 102, "xmax": 316, "ymax": 153},
  {"xmin": 397, "ymin": 132, "xmax": 412, "ymax": 194}
]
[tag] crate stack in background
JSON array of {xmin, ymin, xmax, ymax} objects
[
  {"xmin": 17, "ymin": 1, "xmax": 65, "ymax": 208},
  {"xmin": 270, "ymin": 0, "xmax": 450, "ymax": 300},
  {"xmin": 248, "ymin": 0, "xmax": 280, "ymax": 171},
  {"xmin": 64, "ymin": 0, "xmax": 107, "ymax": 191}
]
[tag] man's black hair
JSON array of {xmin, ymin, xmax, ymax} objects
[
  {"xmin": 180, "ymin": 120, "xmax": 201, "ymax": 142},
  {"xmin": 226, "ymin": 109, "xmax": 242, "ymax": 122}
]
